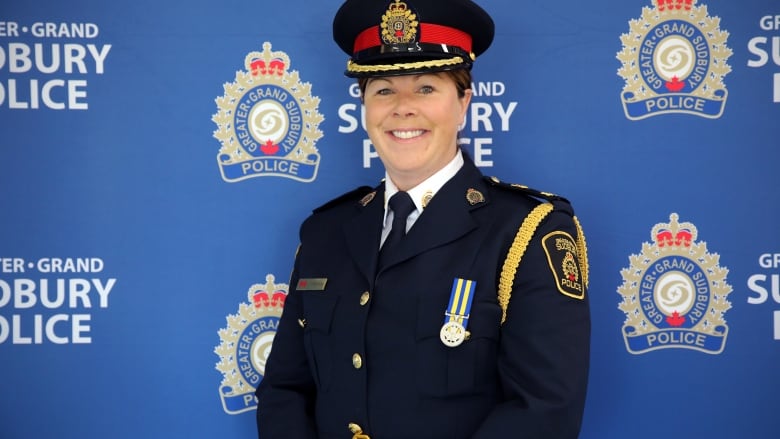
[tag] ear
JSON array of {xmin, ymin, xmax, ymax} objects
[{"xmin": 459, "ymin": 88, "xmax": 473, "ymax": 122}]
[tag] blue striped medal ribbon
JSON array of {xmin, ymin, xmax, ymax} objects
[{"xmin": 439, "ymin": 278, "xmax": 476, "ymax": 347}]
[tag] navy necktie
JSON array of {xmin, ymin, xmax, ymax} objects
[{"xmin": 379, "ymin": 191, "xmax": 415, "ymax": 269}]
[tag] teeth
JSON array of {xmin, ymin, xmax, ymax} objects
[{"xmin": 392, "ymin": 130, "xmax": 424, "ymax": 139}]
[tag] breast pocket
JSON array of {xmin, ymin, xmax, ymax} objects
[
  {"xmin": 301, "ymin": 292, "xmax": 339, "ymax": 392},
  {"xmin": 415, "ymin": 299, "xmax": 501, "ymax": 398}
]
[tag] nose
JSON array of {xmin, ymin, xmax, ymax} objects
[{"xmin": 392, "ymin": 92, "xmax": 417, "ymax": 117}]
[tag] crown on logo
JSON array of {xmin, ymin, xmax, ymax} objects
[
  {"xmin": 249, "ymin": 274, "xmax": 287, "ymax": 309},
  {"xmin": 651, "ymin": 213, "xmax": 698, "ymax": 248},
  {"xmin": 654, "ymin": 0, "xmax": 694, "ymax": 12},
  {"xmin": 245, "ymin": 42, "xmax": 290, "ymax": 77}
]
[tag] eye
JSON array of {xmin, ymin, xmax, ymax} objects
[
  {"xmin": 366, "ymin": 85, "xmax": 394, "ymax": 96},
  {"xmin": 418, "ymin": 85, "xmax": 434, "ymax": 94},
  {"xmin": 365, "ymin": 79, "xmax": 394, "ymax": 97}
]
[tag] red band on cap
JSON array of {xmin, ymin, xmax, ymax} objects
[{"xmin": 353, "ymin": 23, "xmax": 472, "ymax": 54}]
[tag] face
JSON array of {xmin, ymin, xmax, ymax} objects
[{"xmin": 363, "ymin": 73, "xmax": 472, "ymax": 191}]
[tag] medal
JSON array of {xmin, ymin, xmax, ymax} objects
[
  {"xmin": 440, "ymin": 278, "xmax": 476, "ymax": 348},
  {"xmin": 440, "ymin": 320, "xmax": 466, "ymax": 347}
]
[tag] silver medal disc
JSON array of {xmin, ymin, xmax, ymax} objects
[{"xmin": 440, "ymin": 321, "xmax": 466, "ymax": 347}]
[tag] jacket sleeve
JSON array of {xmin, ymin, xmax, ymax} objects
[
  {"xmin": 255, "ymin": 246, "xmax": 318, "ymax": 439},
  {"xmin": 472, "ymin": 208, "xmax": 591, "ymax": 439}
]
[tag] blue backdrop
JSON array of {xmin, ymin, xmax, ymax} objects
[{"xmin": 1, "ymin": 0, "xmax": 779, "ymax": 438}]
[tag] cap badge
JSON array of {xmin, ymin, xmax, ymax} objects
[{"xmin": 381, "ymin": 0, "xmax": 418, "ymax": 45}]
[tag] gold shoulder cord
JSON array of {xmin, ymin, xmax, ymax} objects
[
  {"xmin": 498, "ymin": 203, "xmax": 553, "ymax": 324},
  {"xmin": 573, "ymin": 216, "xmax": 590, "ymax": 290}
]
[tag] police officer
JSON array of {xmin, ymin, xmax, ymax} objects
[{"xmin": 255, "ymin": 1, "xmax": 591, "ymax": 438}]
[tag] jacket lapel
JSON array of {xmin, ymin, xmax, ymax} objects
[
  {"xmin": 343, "ymin": 187, "xmax": 384, "ymax": 283},
  {"xmin": 379, "ymin": 159, "xmax": 488, "ymax": 272}
]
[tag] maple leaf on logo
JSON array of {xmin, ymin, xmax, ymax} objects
[
  {"xmin": 666, "ymin": 311, "xmax": 685, "ymax": 327},
  {"xmin": 665, "ymin": 76, "xmax": 685, "ymax": 92},
  {"xmin": 261, "ymin": 139, "xmax": 280, "ymax": 155}
]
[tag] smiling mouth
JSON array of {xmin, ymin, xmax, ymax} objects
[{"xmin": 391, "ymin": 129, "xmax": 426, "ymax": 139}]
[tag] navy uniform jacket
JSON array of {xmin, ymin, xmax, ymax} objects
[{"xmin": 256, "ymin": 157, "xmax": 590, "ymax": 439}]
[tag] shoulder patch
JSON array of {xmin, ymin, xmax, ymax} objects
[
  {"xmin": 313, "ymin": 185, "xmax": 375, "ymax": 213},
  {"xmin": 541, "ymin": 230, "xmax": 586, "ymax": 300}
]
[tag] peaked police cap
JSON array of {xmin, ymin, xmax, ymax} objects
[{"xmin": 333, "ymin": 0, "xmax": 495, "ymax": 78}]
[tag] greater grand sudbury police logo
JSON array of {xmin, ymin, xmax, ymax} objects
[
  {"xmin": 617, "ymin": 0, "xmax": 732, "ymax": 120},
  {"xmin": 213, "ymin": 42, "xmax": 323, "ymax": 182},
  {"xmin": 618, "ymin": 214, "xmax": 732, "ymax": 354},
  {"xmin": 214, "ymin": 274, "xmax": 287, "ymax": 414}
]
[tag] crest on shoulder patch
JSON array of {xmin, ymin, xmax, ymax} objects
[
  {"xmin": 617, "ymin": 213, "xmax": 732, "ymax": 354},
  {"xmin": 214, "ymin": 274, "xmax": 287, "ymax": 414},
  {"xmin": 542, "ymin": 231, "xmax": 585, "ymax": 299}
]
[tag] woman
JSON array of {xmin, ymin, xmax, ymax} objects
[{"xmin": 256, "ymin": 1, "xmax": 591, "ymax": 438}]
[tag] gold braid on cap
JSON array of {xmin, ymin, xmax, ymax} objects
[
  {"xmin": 497, "ymin": 203, "xmax": 554, "ymax": 324},
  {"xmin": 346, "ymin": 54, "xmax": 471, "ymax": 74}
]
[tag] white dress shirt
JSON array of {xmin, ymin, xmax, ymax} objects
[{"xmin": 380, "ymin": 150, "xmax": 465, "ymax": 248}]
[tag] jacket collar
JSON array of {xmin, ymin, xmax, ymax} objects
[{"xmin": 342, "ymin": 156, "xmax": 489, "ymax": 281}]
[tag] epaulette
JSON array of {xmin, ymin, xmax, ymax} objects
[
  {"xmin": 313, "ymin": 186, "xmax": 375, "ymax": 213},
  {"xmin": 484, "ymin": 176, "xmax": 569, "ymax": 204}
]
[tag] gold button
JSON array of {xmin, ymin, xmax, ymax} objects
[
  {"xmin": 359, "ymin": 291, "xmax": 370, "ymax": 306},
  {"xmin": 352, "ymin": 353, "xmax": 363, "ymax": 369}
]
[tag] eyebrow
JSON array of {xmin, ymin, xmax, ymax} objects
[{"xmin": 368, "ymin": 73, "xmax": 443, "ymax": 86}]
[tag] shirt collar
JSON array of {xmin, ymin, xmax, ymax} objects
[{"xmin": 383, "ymin": 150, "xmax": 465, "ymax": 224}]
